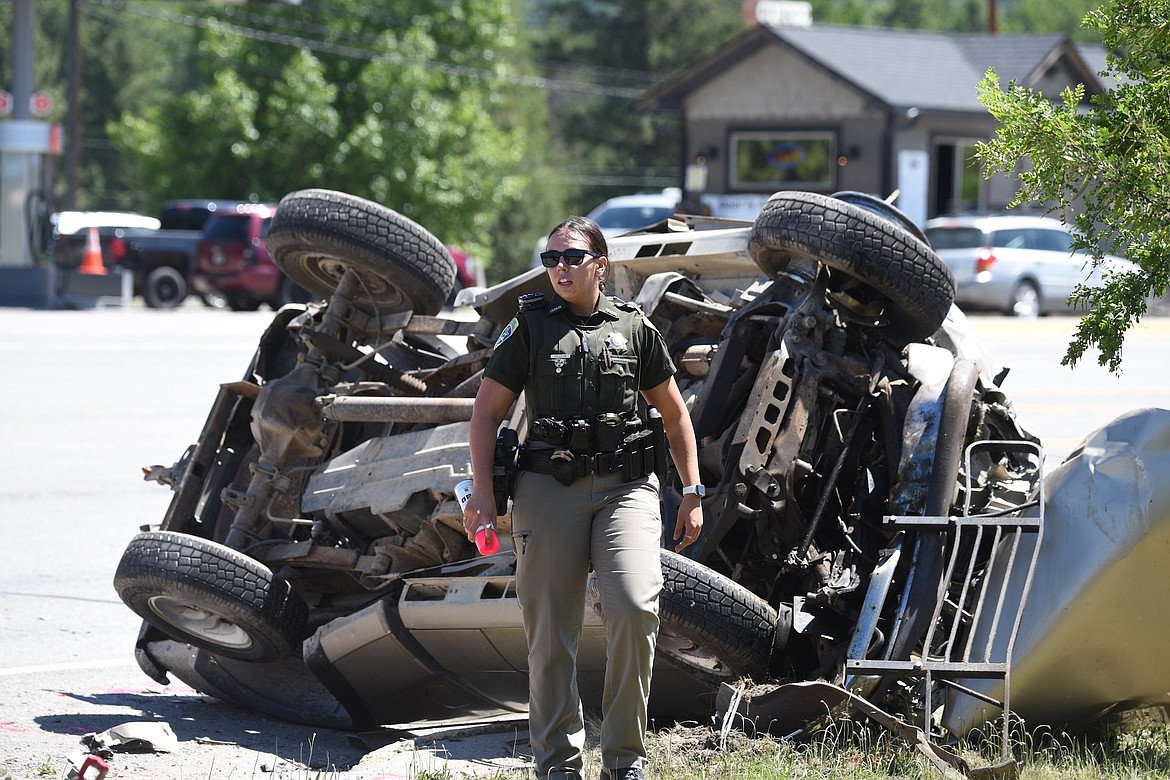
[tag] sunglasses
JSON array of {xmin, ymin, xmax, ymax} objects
[{"xmin": 539, "ymin": 248, "xmax": 602, "ymax": 268}]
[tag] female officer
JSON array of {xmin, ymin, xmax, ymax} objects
[{"xmin": 462, "ymin": 216, "xmax": 703, "ymax": 780}]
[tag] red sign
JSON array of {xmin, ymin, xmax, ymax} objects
[
  {"xmin": 30, "ymin": 91, "xmax": 54, "ymax": 117},
  {"xmin": 0, "ymin": 90, "xmax": 12, "ymax": 117}
]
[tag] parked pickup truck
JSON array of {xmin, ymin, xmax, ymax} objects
[
  {"xmin": 193, "ymin": 203, "xmax": 316, "ymax": 311},
  {"xmin": 54, "ymin": 199, "xmax": 254, "ymax": 309}
]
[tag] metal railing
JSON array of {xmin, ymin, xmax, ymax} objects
[{"xmin": 847, "ymin": 439, "xmax": 1044, "ymax": 759}]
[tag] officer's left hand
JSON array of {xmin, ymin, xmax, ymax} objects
[{"xmin": 673, "ymin": 494, "xmax": 703, "ymax": 552}]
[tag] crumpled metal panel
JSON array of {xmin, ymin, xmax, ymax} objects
[
  {"xmin": 302, "ymin": 422, "xmax": 472, "ymax": 521},
  {"xmin": 888, "ymin": 343, "xmax": 954, "ymax": 515},
  {"xmin": 944, "ymin": 407, "xmax": 1170, "ymax": 734}
]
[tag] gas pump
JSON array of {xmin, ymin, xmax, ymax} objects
[
  {"xmin": 0, "ymin": 120, "xmax": 58, "ymax": 267},
  {"xmin": 0, "ymin": 0, "xmax": 63, "ymax": 307}
]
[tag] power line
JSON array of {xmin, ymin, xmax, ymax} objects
[
  {"xmin": 94, "ymin": 0, "xmax": 654, "ymax": 99},
  {"xmin": 200, "ymin": 0, "xmax": 665, "ymax": 89}
]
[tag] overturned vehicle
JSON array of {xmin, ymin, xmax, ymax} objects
[{"xmin": 114, "ymin": 188, "xmax": 1165, "ymax": 744}]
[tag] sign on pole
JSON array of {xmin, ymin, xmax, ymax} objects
[
  {"xmin": 30, "ymin": 91, "xmax": 54, "ymax": 117},
  {"xmin": 0, "ymin": 90, "xmax": 12, "ymax": 117}
]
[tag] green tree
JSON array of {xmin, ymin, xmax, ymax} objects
[
  {"xmin": 1000, "ymin": 0, "xmax": 1104, "ymax": 41},
  {"xmin": 110, "ymin": 0, "xmax": 540, "ymax": 273},
  {"xmin": 977, "ymin": 0, "xmax": 1169, "ymax": 372},
  {"xmin": 880, "ymin": 0, "xmax": 955, "ymax": 30},
  {"xmin": 530, "ymin": 0, "xmax": 747, "ymax": 220},
  {"xmin": 807, "ymin": 0, "xmax": 876, "ymax": 26},
  {"xmin": 646, "ymin": 0, "xmax": 748, "ymax": 76},
  {"xmin": 0, "ymin": 2, "xmax": 195, "ymax": 210}
]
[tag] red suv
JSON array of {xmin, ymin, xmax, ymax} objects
[{"xmin": 193, "ymin": 204, "xmax": 313, "ymax": 311}]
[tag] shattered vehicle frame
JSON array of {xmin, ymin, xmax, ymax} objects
[{"xmin": 115, "ymin": 188, "xmax": 1053, "ymax": 746}]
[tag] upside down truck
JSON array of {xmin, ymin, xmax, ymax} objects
[{"xmin": 114, "ymin": 188, "xmax": 1170, "ymax": 773}]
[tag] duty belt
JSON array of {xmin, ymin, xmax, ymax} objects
[{"xmin": 519, "ymin": 448, "xmax": 624, "ymax": 486}]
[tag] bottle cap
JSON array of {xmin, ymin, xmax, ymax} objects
[{"xmin": 475, "ymin": 524, "xmax": 500, "ymax": 555}]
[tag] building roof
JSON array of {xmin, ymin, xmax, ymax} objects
[{"xmin": 637, "ymin": 24, "xmax": 1107, "ymax": 115}]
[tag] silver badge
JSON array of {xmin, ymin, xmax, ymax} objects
[{"xmin": 606, "ymin": 332, "xmax": 629, "ymax": 352}]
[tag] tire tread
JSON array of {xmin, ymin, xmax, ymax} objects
[
  {"xmin": 658, "ymin": 549, "xmax": 776, "ymax": 679},
  {"xmin": 114, "ymin": 531, "xmax": 307, "ymax": 661}
]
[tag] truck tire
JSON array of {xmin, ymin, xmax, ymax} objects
[
  {"xmin": 114, "ymin": 531, "xmax": 307, "ymax": 662},
  {"xmin": 657, "ymin": 550, "xmax": 779, "ymax": 683},
  {"xmin": 266, "ymin": 189, "xmax": 455, "ymax": 316},
  {"xmin": 748, "ymin": 191, "xmax": 955, "ymax": 343},
  {"xmin": 144, "ymin": 266, "xmax": 188, "ymax": 310},
  {"xmin": 830, "ymin": 190, "xmax": 930, "ymax": 245}
]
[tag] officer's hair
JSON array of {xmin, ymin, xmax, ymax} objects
[{"xmin": 547, "ymin": 216, "xmax": 609, "ymax": 291}]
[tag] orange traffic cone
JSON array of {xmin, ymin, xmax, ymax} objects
[{"xmin": 79, "ymin": 226, "xmax": 107, "ymax": 275}]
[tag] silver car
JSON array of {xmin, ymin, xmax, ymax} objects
[{"xmin": 924, "ymin": 214, "xmax": 1132, "ymax": 317}]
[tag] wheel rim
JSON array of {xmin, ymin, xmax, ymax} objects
[
  {"xmin": 302, "ymin": 255, "xmax": 410, "ymax": 311},
  {"xmin": 656, "ymin": 625, "xmax": 735, "ymax": 679},
  {"xmin": 1012, "ymin": 285, "xmax": 1040, "ymax": 318},
  {"xmin": 147, "ymin": 594, "xmax": 254, "ymax": 651}
]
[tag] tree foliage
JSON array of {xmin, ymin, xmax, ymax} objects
[
  {"xmin": 4, "ymin": 0, "xmax": 1128, "ymax": 281},
  {"xmin": 0, "ymin": 1, "xmax": 195, "ymax": 210},
  {"xmin": 109, "ymin": 0, "xmax": 542, "ymax": 274},
  {"xmin": 977, "ymin": 0, "xmax": 1170, "ymax": 372},
  {"xmin": 998, "ymin": 0, "xmax": 1105, "ymax": 41}
]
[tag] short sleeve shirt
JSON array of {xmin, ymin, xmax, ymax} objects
[{"xmin": 485, "ymin": 293, "xmax": 675, "ymax": 420}]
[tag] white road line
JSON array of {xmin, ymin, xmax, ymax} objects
[{"xmin": 0, "ymin": 659, "xmax": 138, "ymax": 677}]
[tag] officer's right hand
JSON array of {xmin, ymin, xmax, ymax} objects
[{"xmin": 462, "ymin": 489, "xmax": 497, "ymax": 541}]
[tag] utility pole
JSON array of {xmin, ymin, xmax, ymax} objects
[
  {"xmin": 66, "ymin": 0, "xmax": 80, "ymax": 209},
  {"xmin": 989, "ymin": 0, "xmax": 998, "ymax": 34}
]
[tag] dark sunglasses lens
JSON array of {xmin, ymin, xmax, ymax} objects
[{"xmin": 540, "ymin": 249, "xmax": 593, "ymax": 267}]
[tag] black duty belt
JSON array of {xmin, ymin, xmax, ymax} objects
[{"xmin": 519, "ymin": 448, "xmax": 623, "ymax": 485}]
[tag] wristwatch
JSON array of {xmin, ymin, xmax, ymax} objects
[{"xmin": 681, "ymin": 484, "xmax": 706, "ymax": 497}]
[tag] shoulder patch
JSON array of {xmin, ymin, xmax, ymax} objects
[
  {"xmin": 494, "ymin": 317, "xmax": 520, "ymax": 349},
  {"xmin": 518, "ymin": 292, "xmax": 547, "ymax": 311}
]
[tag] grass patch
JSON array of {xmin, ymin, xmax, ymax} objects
[{"xmin": 628, "ymin": 710, "xmax": 1170, "ymax": 780}]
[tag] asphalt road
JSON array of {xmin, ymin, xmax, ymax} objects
[
  {"xmin": 955, "ymin": 311, "xmax": 1170, "ymax": 468},
  {"xmin": 0, "ymin": 302, "xmax": 1166, "ymax": 779}
]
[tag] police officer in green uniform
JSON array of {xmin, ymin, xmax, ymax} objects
[{"xmin": 463, "ymin": 216, "xmax": 703, "ymax": 780}]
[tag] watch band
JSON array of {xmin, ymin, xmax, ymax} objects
[{"xmin": 682, "ymin": 484, "xmax": 705, "ymax": 497}]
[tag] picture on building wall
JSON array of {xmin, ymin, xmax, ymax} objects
[{"xmin": 730, "ymin": 131, "xmax": 835, "ymax": 190}]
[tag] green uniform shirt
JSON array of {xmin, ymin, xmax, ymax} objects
[{"xmin": 485, "ymin": 293, "xmax": 675, "ymax": 421}]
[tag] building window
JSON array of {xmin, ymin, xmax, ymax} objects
[
  {"xmin": 934, "ymin": 139, "xmax": 986, "ymax": 215},
  {"xmin": 730, "ymin": 131, "xmax": 836, "ymax": 190}
]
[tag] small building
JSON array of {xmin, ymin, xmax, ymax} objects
[{"xmin": 636, "ymin": 19, "xmax": 1110, "ymax": 226}]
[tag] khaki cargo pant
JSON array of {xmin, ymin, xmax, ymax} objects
[{"xmin": 511, "ymin": 468, "xmax": 663, "ymax": 778}]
